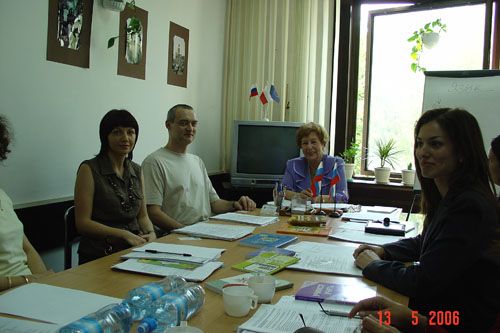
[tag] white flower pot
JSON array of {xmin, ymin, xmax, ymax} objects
[
  {"xmin": 422, "ymin": 32, "xmax": 440, "ymax": 49},
  {"xmin": 102, "ymin": 0, "xmax": 126, "ymax": 12},
  {"xmin": 401, "ymin": 169, "xmax": 416, "ymax": 186},
  {"xmin": 374, "ymin": 167, "xmax": 391, "ymax": 184},
  {"xmin": 344, "ymin": 163, "xmax": 355, "ymax": 180}
]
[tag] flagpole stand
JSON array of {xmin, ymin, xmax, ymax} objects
[{"xmin": 262, "ymin": 106, "xmax": 270, "ymax": 121}]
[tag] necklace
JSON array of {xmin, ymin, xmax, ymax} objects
[{"xmin": 106, "ymin": 176, "xmax": 136, "ymax": 212}]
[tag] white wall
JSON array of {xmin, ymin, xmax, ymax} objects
[{"xmin": 0, "ymin": 0, "xmax": 227, "ymax": 207}]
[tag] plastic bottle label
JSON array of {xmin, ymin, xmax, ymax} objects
[{"xmin": 143, "ymin": 284, "xmax": 167, "ymax": 301}]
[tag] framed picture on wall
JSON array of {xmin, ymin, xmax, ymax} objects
[
  {"xmin": 46, "ymin": 0, "xmax": 93, "ymax": 68},
  {"xmin": 167, "ymin": 22, "xmax": 189, "ymax": 88},
  {"xmin": 117, "ymin": 5, "xmax": 148, "ymax": 80}
]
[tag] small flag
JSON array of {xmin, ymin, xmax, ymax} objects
[
  {"xmin": 260, "ymin": 85, "xmax": 270, "ymax": 105},
  {"xmin": 270, "ymin": 84, "xmax": 280, "ymax": 103},
  {"xmin": 310, "ymin": 161, "xmax": 324, "ymax": 197},
  {"xmin": 249, "ymin": 84, "xmax": 258, "ymax": 99},
  {"xmin": 329, "ymin": 162, "xmax": 340, "ymax": 201}
]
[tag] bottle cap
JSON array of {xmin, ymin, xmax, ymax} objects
[{"xmin": 164, "ymin": 321, "xmax": 203, "ymax": 333}]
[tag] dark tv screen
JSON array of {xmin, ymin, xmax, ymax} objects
[{"xmin": 236, "ymin": 125, "xmax": 300, "ymax": 174}]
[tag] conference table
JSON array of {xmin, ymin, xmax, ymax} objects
[{"xmin": 35, "ymin": 211, "xmax": 415, "ymax": 332}]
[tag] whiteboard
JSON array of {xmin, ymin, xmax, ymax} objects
[{"xmin": 415, "ymin": 70, "xmax": 500, "ymax": 192}]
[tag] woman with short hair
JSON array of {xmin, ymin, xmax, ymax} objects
[
  {"xmin": 74, "ymin": 109, "xmax": 156, "ymax": 264},
  {"xmin": 282, "ymin": 122, "xmax": 348, "ymax": 203}
]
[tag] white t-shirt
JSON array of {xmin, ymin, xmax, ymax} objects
[
  {"xmin": 142, "ymin": 148, "xmax": 220, "ymax": 226},
  {"xmin": 0, "ymin": 189, "xmax": 31, "ymax": 276}
]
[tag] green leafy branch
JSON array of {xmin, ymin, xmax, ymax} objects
[{"xmin": 407, "ymin": 19, "xmax": 447, "ymax": 73}]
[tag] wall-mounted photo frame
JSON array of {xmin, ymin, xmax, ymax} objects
[
  {"xmin": 46, "ymin": 0, "xmax": 93, "ymax": 68},
  {"xmin": 167, "ymin": 22, "xmax": 189, "ymax": 88},
  {"xmin": 117, "ymin": 5, "xmax": 148, "ymax": 80}
]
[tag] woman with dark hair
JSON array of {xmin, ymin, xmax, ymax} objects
[
  {"xmin": 74, "ymin": 110, "xmax": 156, "ymax": 264},
  {"xmin": 0, "ymin": 115, "xmax": 52, "ymax": 291},
  {"xmin": 489, "ymin": 134, "xmax": 500, "ymax": 188},
  {"xmin": 352, "ymin": 108, "xmax": 499, "ymax": 332}
]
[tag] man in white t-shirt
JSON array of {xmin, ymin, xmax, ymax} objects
[{"xmin": 142, "ymin": 104, "xmax": 256, "ymax": 232}]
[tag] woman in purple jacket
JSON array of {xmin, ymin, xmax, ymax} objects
[{"xmin": 282, "ymin": 122, "xmax": 348, "ymax": 203}]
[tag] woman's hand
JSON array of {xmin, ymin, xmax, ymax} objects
[
  {"xmin": 355, "ymin": 249, "xmax": 381, "ymax": 269},
  {"xmin": 300, "ymin": 189, "xmax": 313, "ymax": 198},
  {"xmin": 121, "ymin": 230, "xmax": 147, "ymax": 246},
  {"xmin": 353, "ymin": 244, "xmax": 385, "ymax": 259},
  {"xmin": 140, "ymin": 231, "xmax": 157, "ymax": 242}
]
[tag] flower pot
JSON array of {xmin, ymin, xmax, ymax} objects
[
  {"xmin": 344, "ymin": 163, "xmax": 355, "ymax": 180},
  {"xmin": 102, "ymin": 0, "xmax": 126, "ymax": 12},
  {"xmin": 374, "ymin": 167, "xmax": 391, "ymax": 184},
  {"xmin": 401, "ymin": 169, "xmax": 416, "ymax": 187},
  {"xmin": 422, "ymin": 32, "xmax": 440, "ymax": 49}
]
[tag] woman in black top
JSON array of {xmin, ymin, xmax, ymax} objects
[
  {"xmin": 353, "ymin": 108, "xmax": 499, "ymax": 332},
  {"xmin": 489, "ymin": 134, "xmax": 500, "ymax": 189}
]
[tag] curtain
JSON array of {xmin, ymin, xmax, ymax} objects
[{"xmin": 221, "ymin": 0, "xmax": 335, "ymax": 170}]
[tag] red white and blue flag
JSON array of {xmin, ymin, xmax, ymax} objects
[
  {"xmin": 310, "ymin": 161, "xmax": 324, "ymax": 198},
  {"xmin": 249, "ymin": 84, "xmax": 259, "ymax": 99},
  {"xmin": 329, "ymin": 162, "xmax": 340, "ymax": 200},
  {"xmin": 270, "ymin": 84, "xmax": 280, "ymax": 103}
]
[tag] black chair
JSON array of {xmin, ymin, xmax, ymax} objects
[{"xmin": 63, "ymin": 206, "xmax": 81, "ymax": 269}]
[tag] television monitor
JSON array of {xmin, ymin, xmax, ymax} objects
[{"xmin": 230, "ymin": 120, "xmax": 303, "ymax": 188}]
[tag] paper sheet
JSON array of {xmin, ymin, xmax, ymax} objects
[
  {"xmin": 131, "ymin": 242, "xmax": 225, "ymax": 261},
  {"xmin": 112, "ymin": 259, "xmax": 223, "ymax": 281},
  {"xmin": 173, "ymin": 222, "xmax": 255, "ymax": 240},
  {"xmin": 0, "ymin": 317, "xmax": 60, "ymax": 333},
  {"xmin": 329, "ymin": 221, "xmax": 417, "ymax": 246},
  {"xmin": 211, "ymin": 213, "xmax": 278, "ymax": 226},
  {"xmin": 342, "ymin": 207, "xmax": 402, "ymax": 222},
  {"xmin": 237, "ymin": 304, "xmax": 361, "ymax": 333},
  {"xmin": 0, "ymin": 283, "xmax": 120, "ymax": 325},
  {"xmin": 285, "ymin": 242, "xmax": 362, "ymax": 277}
]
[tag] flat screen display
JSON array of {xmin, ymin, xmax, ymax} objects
[{"xmin": 236, "ymin": 125, "xmax": 300, "ymax": 174}]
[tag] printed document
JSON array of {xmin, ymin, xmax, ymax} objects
[
  {"xmin": 173, "ymin": 222, "xmax": 255, "ymax": 240},
  {"xmin": 125, "ymin": 242, "xmax": 225, "ymax": 263},
  {"xmin": 0, "ymin": 317, "xmax": 60, "ymax": 333},
  {"xmin": 237, "ymin": 303, "xmax": 361, "ymax": 333},
  {"xmin": 211, "ymin": 212, "xmax": 278, "ymax": 226},
  {"xmin": 285, "ymin": 242, "xmax": 362, "ymax": 277},
  {"xmin": 329, "ymin": 221, "xmax": 417, "ymax": 246},
  {"xmin": 0, "ymin": 283, "xmax": 120, "ymax": 325}
]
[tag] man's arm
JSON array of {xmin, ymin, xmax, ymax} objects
[
  {"xmin": 23, "ymin": 235, "xmax": 48, "ymax": 274},
  {"xmin": 147, "ymin": 204, "xmax": 185, "ymax": 231},
  {"xmin": 211, "ymin": 196, "xmax": 256, "ymax": 214}
]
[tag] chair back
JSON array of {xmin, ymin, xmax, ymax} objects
[{"xmin": 63, "ymin": 206, "xmax": 80, "ymax": 269}]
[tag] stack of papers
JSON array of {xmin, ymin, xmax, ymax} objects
[
  {"xmin": 329, "ymin": 221, "xmax": 417, "ymax": 246},
  {"xmin": 121, "ymin": 242, "xmax": 225, "ymax": 264},
  {"xmin": 173, "ymin": 222, "xmax": 255, "ymax": 240},
  {"xmin": 210, "ymin": 212, "xmax": 278, "ymax": 226},
  {"xmin": 285, "ymin": 241, "xmax": 362, "ymax": 277},
  {"xmin": 342, "ymin": 206, "xmax": 402, "ymax": 222},
  {"xmin": 237, "ymin": 296, "xmax": 361, "ymax": 333}
]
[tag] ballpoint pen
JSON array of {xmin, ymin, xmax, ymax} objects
[
  {"xmin": 145, "ymin": 249, "xmax": 192, "ymax": 257},
  {"xmin": 321, "ymin": 309, "xmax": 361, "ymax": 319}
]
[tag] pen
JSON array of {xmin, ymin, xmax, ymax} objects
[
  {"xmin": 145, "ymin": 249, "xmax": 192, "ymax": 257},
  {"xmin": 321, "ymin": 309, "xmax": 361, "ymax": 319}
]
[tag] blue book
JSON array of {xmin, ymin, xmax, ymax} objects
[
  {"xmin": 246, "ymin": 246, "xmax": 296, "ymax": 259},
  {"xmin": 239, "ymin": 233, "xmax": 297, "ymax": 248}
]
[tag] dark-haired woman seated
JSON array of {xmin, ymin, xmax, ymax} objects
[
  {"xmin": 353, "ymin": 108, "xmax": 499, "ymax": 332},
  {"xmin": 489, "ymin": 134, "xmax": 500, "ymax": 191},
  {"xmin": 0, "ymin": 115, "xmax": 52, "ymax": 291},
  {"xmin": 74, "ymin": 110, "xmax": 156, "ymax": 264}
]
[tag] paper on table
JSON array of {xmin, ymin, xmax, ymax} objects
[
  {"xmin": 329, "ymin": 221, "xmax": 418, "ymax": 246},
  {"xmin": 112, "ymin": 259, "xmax": 223, "ymax": 282},
  {"xmin": 132, "ymin": 242, "xmax": 225, "ymax": 260},
  {"xmin": 0, "ymin": 283, "xmax": 120, "ymax": 325},
  {"xmin": 237, "ymin": 304, "xmax": 361, "ymax": 333},
  {"xmin": 0, "ymin": 317, "xmax": 60, "ymax": 333},
  {"xmin": 311, "ymin": 203, "xmax": 353, "ymax": 210},
  {"xmin": 342, "ymin": 207, "xmax": 402, "ymax": 222},
  {"xmin": 173, "ymin": 222, "xmax": 255, "ymax": 240},
  {"xmin": 366, "ymin": 206, "xmax": 398, "ymax": 213},
  {"xmin": 285, "ymin": 241, "xmax": 362, "ymax": 277},
  {"xmin": 210, "ymin": 213, "xmax": 278, "ymax": 226}
]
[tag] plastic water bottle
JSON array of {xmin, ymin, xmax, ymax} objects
[
  {"xmin": 122, "ymin": 275, "xmax": 187, "ymax": 320},
  {"xmin": 136, "ymin": 283, "xmax": 205, "ymax": 333},
  {"xmin": 58, "ymin": 303, "xmax": 132, "ymax": 333}
]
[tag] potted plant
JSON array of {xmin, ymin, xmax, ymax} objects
[
  {"xmin": 408, "ymin": 18, "xmax": 447, "ymax": 73},
  {"xmin": 373, "ymin": 138, "xmax": 400, "ymax": 184},
  {"xmin": 401, "ymin": 162, "xmax": 416, "ymax": 187},
  {"xmin": 340, "ymin": 141, "xmax": 360, "ymax": 181}
]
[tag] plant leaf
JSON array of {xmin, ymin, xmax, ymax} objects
[{"xmin": 107, "ymin": 37, "xmax": 118, "ymax": 48}]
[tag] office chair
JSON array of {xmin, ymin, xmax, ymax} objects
[{"xmin": 63, "ymin": 206, "xmax": 81, "ymax": 269}]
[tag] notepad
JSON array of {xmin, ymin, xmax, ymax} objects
[
  {"xmin": 210, "ymin": 212, "xmax": 278, "ymax": 226},
  {"xmin": 172, "ymin": 222, "xmax": 255, "ymax": 240}
]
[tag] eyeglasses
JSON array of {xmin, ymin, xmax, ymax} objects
[{"xmin": 317, "ymin": 302, "xmax": 363, "ymax": 333}]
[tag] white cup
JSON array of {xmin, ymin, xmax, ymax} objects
[
  {"xmin": 247, "ymin": 274, "xmax": 276, "ymax": 303},
  {"xmin": 222, "ymin": 285, "xmax": 258, "ymax": 317}
]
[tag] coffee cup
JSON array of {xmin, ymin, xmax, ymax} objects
[
  {"xmin": 247, "ymin": 273, "xmax": 276, "ymax": 303},
  {"xmin": 222, "ymin": 285, "xmax": 258, "ymax": 317}
]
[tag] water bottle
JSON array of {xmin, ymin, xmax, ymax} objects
[
  {"xmin": 58, "ymin": 303, "xmax": 132, "ymax": 333},
  {"xmin": 122, "ymin": 275, "xmax": 187, "ymax": 320},
  {"xmin": 136, "ymin": 283, "xmax": 205, "ymax": 333}
]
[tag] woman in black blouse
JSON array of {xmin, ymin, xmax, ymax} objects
[{"xmin": 352, "ymin": 108, "xmax": 499, "ymax": 332}]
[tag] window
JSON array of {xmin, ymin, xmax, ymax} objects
[{"xmin": 336, "ymin": 0, "xmax": 497, "ymax": 177}]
